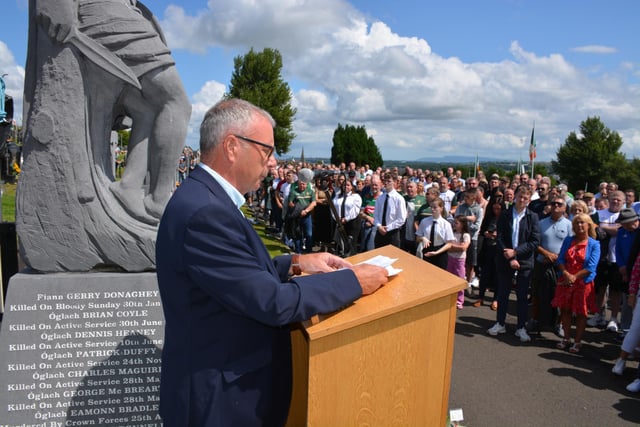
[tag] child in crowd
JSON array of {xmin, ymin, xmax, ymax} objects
[
  {"xmin": 447, "ymin": 216, "xmax": 471, "ymax": 309},
  {"xmin": 416, "ymin": 198, "xmax": 454, "ymax": 270}
]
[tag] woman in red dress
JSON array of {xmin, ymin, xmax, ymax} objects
[{"xmin": 552, "ymin": 213, "xmax": 601, "ymax": 353}]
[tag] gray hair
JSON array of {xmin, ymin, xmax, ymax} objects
[{"xmin": 199, "ymin": 98, "xmax": 275, "ymax": 155}]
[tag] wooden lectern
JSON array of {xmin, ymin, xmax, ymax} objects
[{"xmin": 286, "ymin": 245, "xmax": 467, "ymax": 427}]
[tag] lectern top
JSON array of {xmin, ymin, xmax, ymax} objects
[{"xmin": 300, "ymin": 245, "xmax": 467, "ymax": 339}]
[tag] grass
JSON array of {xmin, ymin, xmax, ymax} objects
[
  {"xmin": 1, "ymin": 182, "xmax": 16, "ymax": 222},
  {"xmin": 242, "ymin": 206, "xmax": 290, "ymax": 257}
]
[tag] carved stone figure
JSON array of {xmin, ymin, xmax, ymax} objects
[{"xmin": 17, "ymin": 0, "xmax": 191, "ymax": 272}]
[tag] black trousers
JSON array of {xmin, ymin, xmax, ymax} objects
[
  {"xmin": 374, "ymin": 228, "xmax": 401, "ymax": 249},
  {"xmin": 423, "ymin": 245, "xmax": 447, "ymax": 270}
]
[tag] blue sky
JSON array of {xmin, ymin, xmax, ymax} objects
[{"xmin": 2, "ymin": 0, "xmax": 639, "ymax": 162}]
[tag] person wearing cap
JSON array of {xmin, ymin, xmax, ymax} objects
[
  {"xmin": 582, "ymin": 192, "xmax": 597, "ymax": 215},
  {"xmin": 287, "ymin": 168, "xmax": 316, "ymax": 253},
  {"xmin": 614, "ymin": 208, "xmax": 640, "ymax": 333},
  {"xmin": 589, "ymin": 190, "xmax": 625, "ymax": 330},
  {"xmin": 615, "ymin": 208, "xmax": 640, "ymax": 280}
]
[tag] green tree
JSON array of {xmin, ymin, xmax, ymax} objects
[
  {"xmin": 116, "ymin": 129, "xmax": 130, "ymax": 148},
  {"xmin": 331, "ymin": 124, "xmax": 383, "ymax": 168},
  {"xmin": 552, "ymin": 117, "xmax": 626, "ymax": 192},
  {"xmin": 226, "ymin": 48, "xmax": 296, "ymax": 155},
  {"xmin": 615, "ymin": 158, "xmax": 640, "ymax": 193}
]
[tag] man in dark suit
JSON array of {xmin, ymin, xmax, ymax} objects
[
  {"xmin": 156, "ymin": 98, "xmax": 388, "ymax": 426},
  {"xmin": 487, "ymin": 185, "xmax": 541, "ymax": 343}
]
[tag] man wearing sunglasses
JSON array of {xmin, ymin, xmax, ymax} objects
[{"xmin": 527, "ymin": 198, "xmax": 572, "ymax": 336}]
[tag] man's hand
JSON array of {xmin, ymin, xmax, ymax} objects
[
  {"xmin": 298, "ymin": 252, "xmax": 352, "ymax": 274},
  {"xmin": 351, "ymin": 264, "xmax": 388, "ymax": 295},
  {"xmin": 503, "ymin": 248, "xmax": 516, "ymax": 259},
  {"xmin": 620, "ymin": 266, "xmax": 629, "ymax": 283},
  {"xmin": 298, "ymin": 253, "xmax": 387, "ymax": 295},
  {"xmin": 546, "ymin": 253, "xmax": 558, "ymax": 264}
]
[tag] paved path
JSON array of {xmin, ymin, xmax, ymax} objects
[{"xmin": 449, "ymin": 293, "xmax": 640, "ymax": 426}]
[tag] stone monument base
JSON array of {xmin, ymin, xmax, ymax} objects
[{"xmin": 0, "ymin": 272, "xmax": 165, "ymax": 426}]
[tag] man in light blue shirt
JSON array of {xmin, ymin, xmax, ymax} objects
[{"xmin": 527, "ymin": 197, "xmax": 572, "ymax": 335}]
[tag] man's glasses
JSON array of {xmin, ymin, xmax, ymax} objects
[
  {"xmin": 234, "ymin": 134, "xmax": 275, "ymax": 158},
  {"xmin": 549, "ymin": 202, "xmax": 564, "ymax": 207}
]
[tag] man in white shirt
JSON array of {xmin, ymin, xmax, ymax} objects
[
  {"xmin": 438, "ymin": 176, "xmax": 457, "ymax": 218},
  {"xmin": 374, "ymin": 173, "xmax": 407, "ymax": 249}
]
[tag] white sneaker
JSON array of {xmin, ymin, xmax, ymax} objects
[
  {"xmin": 587, "ymin": 312, "xmax": 603, "ymax": 327},
  {"xmin": 612, "ymin": 358, "xmax": 626, "ymax": 375},
  {"xmin": 515, "ymin": 327, "xmax": 532, "ymax": 342},
  {"xmin": 626, "ymin": 379, "xmax": 640, "ymax": 393},
  {"xmin": 607, "ymin": 320, "xmax": 619, "ymax": 332},
  {"xmin": 487, "ymin": 322, "xmax": 506, "ymax": 336},
  {"xmin": 469, "ymin": 277, "xmax": 479, "ymax": 288},
  {"xmin": 555, "ymin": 324, "xmax": 565, "ymax": 338}
]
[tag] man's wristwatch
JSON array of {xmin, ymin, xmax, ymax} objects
[{"xmin": 291, "ymin": 254, "xmax": 302, "ymax": 276}]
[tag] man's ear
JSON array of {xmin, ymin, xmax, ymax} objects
[{"xmin": 222, "ymin": 134, "xmax": 240, "ymax": 162}]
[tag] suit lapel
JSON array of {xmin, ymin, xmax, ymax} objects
[{"xmin": 189, "ymin": 167, "xmax": 279, "ymax": 276}]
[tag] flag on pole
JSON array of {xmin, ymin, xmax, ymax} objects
[
  {"xmin": 529, "ymin": 125, "xmax": 536, "ymax": 162},
  {"xmin": 475, "ymin": 153, "xmax": 480, "ymax": 176}
]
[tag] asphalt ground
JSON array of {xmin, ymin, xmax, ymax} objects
[{"xmin": 448, "ymin": 289, "xmax": 640, "ymax": 426}]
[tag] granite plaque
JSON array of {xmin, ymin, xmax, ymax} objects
[{"xmin": 0, "ymin": 272, "xmax": 164, "ymax": 426}]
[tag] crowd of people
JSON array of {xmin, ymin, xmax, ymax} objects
[
  {"xmin": 171, "ymin": 147, "xmax": 640, "ymax": 393},
  {"xmin": 243, "ymin": 160, "xmax": 640, "ymax": 393}
]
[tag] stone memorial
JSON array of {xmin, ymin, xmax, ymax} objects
[
  {"xmin": 0, "ymin": 273, "xmax": 164, "ymax": 426},
  {"xmin": 0, "ymin": 1, "xmax": 192, "ymax": 425},
  {"xmin": 17, "ymin": 0, "xmax": 191, "ymax": 272}
]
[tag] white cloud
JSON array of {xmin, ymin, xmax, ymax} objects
[
  {"xmin": 4, "ymin": 1, "xmax": 640, "ymax": 164},
  {"xmin": 161, "ymin": 0, "xmax": 358, "ymax": 55},
  {"xmin": 187, "ymin": 80, "xmax": 227, "ymax": 146},
  {"xmin": 571, "ymin": 45, "xmax": 618, "ymax": 54},
  {"xmin": 0, "ymin": 41, "xmax": 25, "ymax": 123}
]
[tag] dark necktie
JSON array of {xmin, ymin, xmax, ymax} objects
[
  {"xmin": 430, "ymin": 219, "xmax": 436, "ymax": 244},
  {"xmin": 341, "ymin": 194, "xmax": 347, "ymax": 219},
  {"xmin": 381, "ymin": 194, "xmax": 389, "ymax": 226}
]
